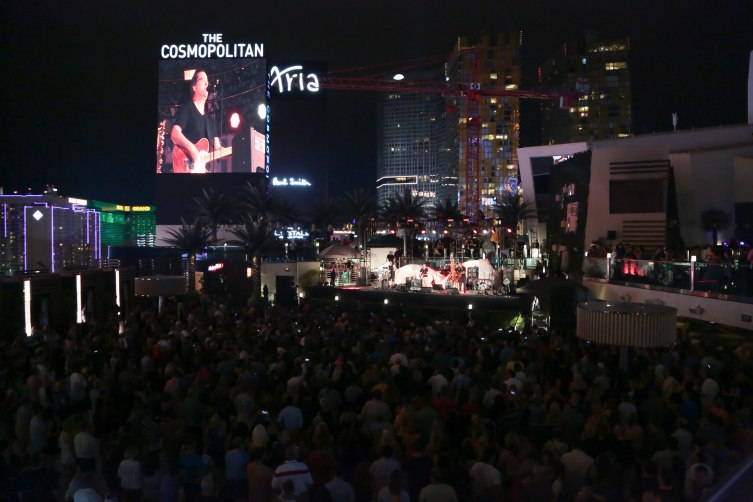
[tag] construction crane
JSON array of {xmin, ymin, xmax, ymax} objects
[{"xmin": 319, "ymin": 53, "xmax": 575, "ymax": 221}]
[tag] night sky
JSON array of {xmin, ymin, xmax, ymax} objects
[{"xmin": 2, "ymin": 0, "xmax": 752, "ymax": 204}]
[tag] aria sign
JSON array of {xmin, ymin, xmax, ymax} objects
[
  {"xmin": 272, "ymin": 177, "xmax": 312, "ymax": 187},
  {"xmin": 269, "ymin": 65, "xmax": 320, "ymax": 94}
]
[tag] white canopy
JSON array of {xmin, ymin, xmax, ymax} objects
[
  {"xmin": 462, "ymin": 259, "xmax": 496, "ymax": 281},
  {"xmin": 394, "ymin": 264, "xmax": 448, "ymax": 288}
]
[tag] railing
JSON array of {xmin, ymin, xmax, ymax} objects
[
  {"xmin": 401, "ymin": 257, "xmax": 538, "ymax": 270},
  {"xmin": 583, "ymin": 257, "xmax": 753, "ymax": 298}
]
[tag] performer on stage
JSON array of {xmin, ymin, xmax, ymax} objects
[{"xmin": 170, "ymin": 70, "xmax": 222, "ymax": 173}]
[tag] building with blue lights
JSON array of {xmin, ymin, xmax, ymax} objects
[{"xmin": 0, "ymin": 192, "xmax": 101, "ymax": 275}]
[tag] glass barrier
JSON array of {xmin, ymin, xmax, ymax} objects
[{"xmin": 583, "ymin": 257, "xmax": 753, "ymax": 298}]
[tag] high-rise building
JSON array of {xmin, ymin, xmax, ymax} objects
[
  {"xmin": 447, "ymin": 32, "xmax": 523, "ymax": 220},
  {"xmin": 540, "ymin": 35, "xmax": 632, "ymax": 144},
  {"xmin": 89, "ymin": 201, "xmax": 156, "ymax": 249},
  {"xmin": 0, "ymin": 193, "xmax": 101, "ymax": 275},
  {"xmin": 376, "ymin": 69, "xmax": 450, "ymax": 209}
]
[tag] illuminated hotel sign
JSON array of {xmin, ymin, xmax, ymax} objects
[
  {"xmin": 376, "ymin": 175, "xmax": 418, "ymax": 188},
  {"xmin": 269, "ymin": 65, "xmax": 320, "ymax": 94},
  {"xmin": 272, "ymin": 177, "xmax": 311, "ymax": 187},
  {"xmin": 160, "ymin": 33, "xmax": 264, "ymax": 59},
  {"xmin": 100, "ymin": 204, "xmax": 153, "ymax": 213},
  {"xmin": 274, "ymin": 227, "xmax": 310, "ymax": 240}
]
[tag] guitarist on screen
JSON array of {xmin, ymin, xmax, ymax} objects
[{"xmin": 170, "ymin": 70, "xmax": 222, "ymax": 173}]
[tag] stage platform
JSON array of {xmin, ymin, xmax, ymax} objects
[{"xmin": 306, "ymin": 285, "xmax": 529, "ymax": 313}]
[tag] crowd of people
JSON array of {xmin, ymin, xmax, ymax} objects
[{"xmin": 1, "ymin": 294, "xmax": 752, "ymax": 501}]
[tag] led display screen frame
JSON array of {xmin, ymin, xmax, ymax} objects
[{"xmin": 156, "ymin": 58, "xmax": 268, "ymax": 175}]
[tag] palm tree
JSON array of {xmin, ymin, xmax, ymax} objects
[
  {"xmin": 341, "ymin": 188, "xmax": 377, "ymax": 251},
  {"xmin": 432, "ymin": 198, "xmax": 464, "ymax": 258},
  {"xmin": 193, "ymin": 187, "xmax": 233, "ymax": 242},
  {"xmin": 239, "ymin": 181, "xmax": 282, "ymax": 224},
  {"xmin": 229, "ymin": 217, "xmax": 278, "ymax": 300},
  {"xmin": 275, "ymin": 198, "xmax": 300, "ymax": 227},
  {"xmin": 493, "ymin": 193, "xmax": 535, "ymax": 258},
  {"xmin": 381, "ymin": 190, "xmax": 428, "ymax": 259},
  {"xmin": 164, "ymin": 218, "xmax": 215, "ymax": 292},
  {"xmin": 432, "ymin": 198, "xmax": 463, "ymax": 227},
  {"xmin": 311, "ymin": 198, "xmax": 338, "ymax": 240},
  {"xmin": 700, "ymin": 209, "xmax": 730, "ymax": 245}
]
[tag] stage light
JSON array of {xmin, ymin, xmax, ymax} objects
[
  {"xmin": 467, "ymin": 304, "xmax": 473, "ymax": 310},
  {"xmin": 24, "ymin": 280, "xmax": 32, "ymax": 336},
  {"xmin": 229, "ymin": 112, "xmax": 241, "ymax": 129},
  {"xmin": 76, "ymin": 274, "xmax": 83, "ymax": 324},
  {"xmin": 257, "ymin": 103, "xmax": 267, "ymax": 120},
  {"xmin": 114, "ymin": 269, "xmax": 121, "ymax": 309},
  {"xmin": 393, "ymin": 73, "xmax": 405, "ymax": 81},
  {"xmin": 334, "ymin": 295, "xmax": 340, "ymax": 301},
  {"xmin": 384, "ymin": 298, "xmax": 389, "ymax": 305},
  {"xmin": 299, "ymin": 292, "xmax": 305, "ymax": 299}
]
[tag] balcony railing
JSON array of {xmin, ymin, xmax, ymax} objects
[{"xmin": 583, "ymin": 257, "xmax": 753, "ymax": 298}]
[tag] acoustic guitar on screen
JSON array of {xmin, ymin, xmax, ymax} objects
[{"xmin": 172, "ymin": 138, "xmax": 233, "ymax": 174}]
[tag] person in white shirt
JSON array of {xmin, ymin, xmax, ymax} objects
[
  {"xmin": 117, "ymin": 446, "xmax": 143, "ymax": 501},
  {"xmin": 418, "ymin": 467, "xmax": 458, "ymax": 502},
  {"xmin": 427, "ymin": 370, "xmax": 449, "ymax": 398},
  {"xmin": 469, "ymin": 448, "xmax": 503, "ymax": 501},
  {"xmin": 377, "ymin": 469, "xmax": 409, "ymax": 502},
  {"xmin": 560, "ymin": 443, "xmax": 594, "ymax": 496},
  {"xmin": 325, "ymin": 463, "xmax": 356, "ymax": 502},
  {"xmin": 74, "ymin": 422, "xmax": 100, "ymax": 472},
  {"xmin": 271, "ymin": 445, "xmax": 313, "ymax": 497},
  {"xmin": 369, "ymin": 445, "xmax": 401, "ymax": 494},
  {"xmin": 278, "ymin": 396, "xmax": 305, "ymax": 437}
]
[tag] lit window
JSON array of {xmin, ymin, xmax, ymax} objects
[{"xmin": 605, "ymin": 62, "xmax": 627, "ymax": 71}]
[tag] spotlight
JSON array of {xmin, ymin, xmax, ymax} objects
[
  {"xmin": 467, "ymin": 304, "xmax": 473, "ymax": 310},
  {"xmin": 384, "ymin": 298, "xmax": 389, "ymax": 305},
  {"xmin": 229, "ymin": 112, "xmax": 241, "ymax": 129},
  {"xmin": 334, "ymin": 295, "xmax": 340, "ymax": 301},
  {"xmin": 257, "ymin": 103, "xmax": 267, "ymax": 120},
  {"xmin": 393, "ymin": 73, "xmax": 405, "ymax": 81}
]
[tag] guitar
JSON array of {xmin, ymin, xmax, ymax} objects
[{"xmin": 172, "ymin": 138, "xmax": 233, "ymax": 173}]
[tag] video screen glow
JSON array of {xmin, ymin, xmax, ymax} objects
[{"xmin": 156, "ymin": 58, "xmax": 267, "ymax": 175}]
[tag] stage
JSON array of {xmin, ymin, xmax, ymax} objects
[{"xmin": 306, "ymin": 284, "xmax": 529, "ymax": 314}]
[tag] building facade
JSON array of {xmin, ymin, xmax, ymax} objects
[
  {"xmin": 447, "ymin": 32, "xmax": 523, "ymax": 220},
  {"xmin": 519, "ymin": 124, "xmax": 753, "ymax": 251},
  {"xmin": 539, "ymin": 35, "xmax": 632, "ymax": 144},
  {"xmin": 89, "ymin": 201, "xmax": 156, "ymax": 249},
  {"xmin": 376, "ymin": 70, "xmax": 450, "ymax": 209},
  {"xmin": 0, "ymin": 193, "xmax": 101, "ymax": 275}
]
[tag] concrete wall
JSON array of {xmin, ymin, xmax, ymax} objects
[
  {"xmin": 260, "ymin": 261, "xmax": 320, "ymax": 302},
  {"xmin": 734, "ymin": 156, "xmax": 753, "ymax": 202},
  {"xmin": 671, "ymin": 147, "xmax": 753, "ymax": 245},
  {"xmin": 584, "ymin": 125, "xmax": 753, "ymax": 247},
  {"xmin": 584, "ymin": 279, "xmax": 753, "ymax": 331}
]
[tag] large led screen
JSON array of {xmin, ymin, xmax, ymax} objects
[{"xmin": 156, "ymin": 59, "xmax": 267, "ymax": 175}]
